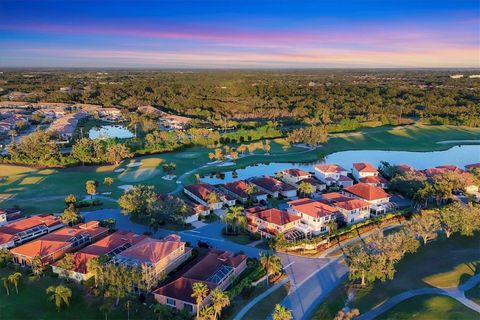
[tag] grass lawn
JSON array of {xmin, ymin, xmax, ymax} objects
[
  {"xmin": 380, "ymin": 295, "xmax": 479, "ymax": 320},
  {"xmin": 223, "ymin": 283, "xmax": 270, "ymax": 319},
  {"xmin": 223, "ymin": 233, "xmax": 253, "ymax": 245},
  {"xmin": 240, "ymin": 282, "xmax": 290, "ymax": 320},
  {"xmin": 465, "ymin": 284, "xmax": 480, "ymax": 305},
  {"xmin": 1, "ymin": 124, "xmax": 479, "ymax": 214},
  {"xmin": 312, "ymin": 233, "xmax": 480, "ymax": 317},
  {"xmin": 0, "ymin": 268, "xmax": 154, "ymax": 320}
]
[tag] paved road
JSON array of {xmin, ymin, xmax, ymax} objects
[{"xmin": 357, "ymin": 274, "xmax": 480, "ymax": 320}]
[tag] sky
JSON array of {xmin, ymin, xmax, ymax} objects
[{"xmin": 0, "ymin": 0, "xmax": 479, "ymax": 68}]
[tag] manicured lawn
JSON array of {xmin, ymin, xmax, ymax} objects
[
  {"xmin": 0, "ymin": 268, "xmax": 154, "ymax": 320},
  {"xmin": 240, "ymin": 283, "xmax": 290, "ymax": 320},
  {"xmin": 312, "ymin": 233, "xmax": 480, "ymax": 317},
  {"xmin": 1, "ymin": 124, "xmax": 479, "ymax": 214},
  {"xmin": 380, "ymin": 295, "xmax": 479, "ymax": 320},
  {"xmin": 223, "ymin": 233, "xmax": 253, "ymax": 245},
  {"xmin": 465, "ymin": 284, "xmax": 480, "ymax": 305}
]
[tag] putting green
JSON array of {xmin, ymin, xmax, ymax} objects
[{"xmin": 117, "ymin": 167, "xmax": 162, "ymax": 182}]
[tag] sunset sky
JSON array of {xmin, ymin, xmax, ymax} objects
[{"xmin": 0, "ymin": 0, "xmax": 479, "ymax": 68}]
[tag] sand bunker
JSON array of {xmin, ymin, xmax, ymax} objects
[
  {"xmin": 126, "ymin": 162, "xmax": 142, "ymax": 168},
  {"xmin": 114, "ymin": 168, "xmax": 125, "ymax": 173},
  {"xmin": 118, "ymin": 185, "xmax": 134, "ymax": 191},
  {"xmin": 118, "ymin": 168, "xmax": 161, "ymax": 182}
]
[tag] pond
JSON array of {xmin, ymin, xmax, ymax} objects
[
  {"xmin": 200, "ymin": 145, "xmax": 480, "ymax": 184},
  {"xmin": 89, "ymin": 125, "xmax": 134, "ymax": 139}
]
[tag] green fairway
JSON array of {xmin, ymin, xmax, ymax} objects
[
  {"xmin": 1, "ymin": 125, "xmax": 479, "ymax": 214},
  {"xmin": 0, "ymin": 268, "xmax": 154, "ymax": 320},
  {"xmin": 380, "ymin": 295, "xmax": 479, "ymax": 320},
  {"xmin": 311, "ymin": 233, "xmax": 480, "ymax": 318}
]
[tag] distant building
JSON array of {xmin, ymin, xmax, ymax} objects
[
  {"xmin": 183, "ymin": 182, "xmax": 235, "ymax": 210},
  {"xmin": 359, "ymin": 175, "xmax": 389, "ymax": 189},
  {"xmin": 249, "ymin": 176, "xmax": 297, "ymax": 198},
  {"xmin": 97, "ymin": 108, "xmax": 123, "ymax": 121},
  {"xmin": 449, "ymin": 74, "xmax": 463, "ymax": 79},
  {"xmin": 351, "ymin": 162, "xmax": 379, "ymax": 181},
  {"xmin": 218, "ymin": 180, "xmax": 268, "ymax": 204},
  {"xmin": 314, "ymin": 164, "xmax": 353, "ymax": 187},
  {"xmin": 276, "ymin": 168, "xmax": 311, "ymax": 186}
]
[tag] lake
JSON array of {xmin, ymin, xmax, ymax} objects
[
  {"xmin": 89, "ymin": 125, "xmax": 134, "ymax": 139},
  {"xmin": 201, "ymin": 145, "xmax": 480, "ymax": 184}
]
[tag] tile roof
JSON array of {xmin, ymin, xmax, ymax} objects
[
  {"xmin": 322, "ymin": 192, "xmax": 352, "ymax": 203},
  {"xmin": 465, "ymin": 163, "xmax": 480, "ymax": 170},
  {"xmin": 352, "ymin": 162, "xmax": 378, "ymax": 173},
  {"xmin": 184, "ymin": 183, "xmax": 216, "ymax": 202},
  {"xmin": 314, "ymin": 164, "xmax": 347, "ymax": 173},
  {"xmin": 116, "ymin": 237, "xmax": 185, "ymax": 264},
  {"xmin": 221, "ymin": 180, "xmax": 252, "ymax": 198},
  {"xmin": 249, "ymin": 208, "xmax": 300, "ymax": 225},
  {"xmin": 278, "ymin": 168, "xmax": 310, "ymax": 177},
  {"xmin": 359, "ymin": 175, "xmax": 389, "ymax": 185},
  {"xmin": 334, "ymin": 199, "xmax": 371, "ymax": 211},
  {"xmin": 0, "ymin": 214, "xmax": 62, "ymax": 235},
  {"xmin": 295, "ymin": 177, "xmax": 325, "ymax": 186},
  {"xmin": 289, "ymin": 199, "xmax": 338, "ymax": 218},
  {"xmin": 395, "ymin": 164, "xmax": 415, "ymax": 173},
  {"xmin": 343, "ymin": 183, "xmax": 390, "ymax": 201},
  {"xmin": 250, "ymin": 176, "xmax": 296, "ymax": 192},
  {"xmin": 154, "ymin": 277, "xmax": 216, "ymax": 304}
]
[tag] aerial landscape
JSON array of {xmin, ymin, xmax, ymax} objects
[{"xmin": 0, "ymin": 1, "xmax": 479, "ymax": 320}]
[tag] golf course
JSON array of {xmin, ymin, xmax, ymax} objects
[{"xmin": 1, "ymin": 124, "xmax": 479, "ymax": 214}]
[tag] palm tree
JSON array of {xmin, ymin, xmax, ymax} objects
[
  {"xmin": 206, "ymin": 191, "xmax": 220, "ymax": 207},
  {"xmin": 31, "ymin": 256, "xmax": 44, "ymax": 278},
  {"xmin": 153, "ymin": 304, "xmax": 171, "ymax": 320},
  {"xmin": 272, "ymin": 304, "xmax": 292, "ymax": 320},
  {"xmin": 225, "ymin": 205, "xmax": 245, "ymax": 233},
  {"xmin": 245, "ymin": 184, "xmax": 258, "ymax": 204},
  {"xmin": 260, "ymin": 253, "xmax": 283, "ymax": 286},
  {"xmin": 46, "ymin": 285, "xmax": 72, "ymax": 311},
  {"xmin": 8, "ymin": 272, "xmax": 21, "ymax": 294},
  {"xmin": 99, "ymin": 301, "xmax": 112, "ymax": 320},
  {"xmin": 8, "ymin": 129, "xmax": 17, "ymax": 144},
  {"xmin": 199, "ymin": 305, "xmax": 215, "ymax": 320},
  {"xmin": 2, "ymin": 277, "xmax": 9, "ymax": 296},
  {"xmin": 124, "ymin": 300, "xmax": 131, "ymax": 320},
  {"xmin": 0, "ymin": 248, "xmax": 12, "ymax": 266},
  {"xmin": 326, "ymin": 219, "xmax": 338, "ymax": 237},
  {"xmin": 298, "ymin": 181, "xmax": 315, "ymax": 197},
  {"xmin": 191, "ymin": 282, "xmax": 209, "ymax": 320},
  {"xmin": 210, "ymin": 288, "xmax": 230, "ymax": 319}
]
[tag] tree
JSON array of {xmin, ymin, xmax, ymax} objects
[
  {"xmin": 199, "ymin": 305, "xmax": 215, "ymax": 320},
  {"xmin": 327, "ymin": 219, "xmax": 338, "ymax": 236},
  {"xmin": 224, "ymin": 206, "xmax": 246, "ymax": 233},
  {"xmin": 106, "ymin": 143, "xmax": 133, "ymax": 165},
  {"xmin": 335, "ymin": 308, "xmax": 360, "ymax": 320},
  {"xmin": 191, "ymin": 282, "xmax": 209, "ymax": 320},
  {"xmin": 344, "ymin": 245, "xmax": 372, "ymax": 286},
  {"xmin": 406, "ymin": 212, "xmax": 440, "ymax": 245},
  {"xmin": 206, "ymin": 191, "xmax": 220, "ymax": 206},
  {"xmin": 31, "ymin": 256, "xmax": 44, "ymax": 278},
  {"xmin": 245, "ymin": 184, "xmax": 259, "ymax": 204},
  {"xmin": 99, "ymin": 301, "xmax": 113, "ymax": 320},
  {"xmin": 210, "ymin": 287, "xmax": 230, "ymax": 319},
  {"xmin": 2, "ymin": 277, "xmax": 9, "ymax": 296},
  {"xmin": 264, "ymin": 141, "xmax": 271, "ymax": 154},
  {"xmin": 86, "ymin": 257, "xmax": 103, "ymax": 287},
  {"xmin": 56, "ymin": 253, "xmax": 75, "ymax": 278},
  {"xmin": 0, "ymin": 248, "xmax": 13, "ymax": 267},
  {"xmin": 272, "ymin": 304, "xmax": 293, "ymax": 320},
  {"xmin": 86, "ymin": 180, "xmax": 98, "ymax": 199},
  {"xmin": 118, "ymin": 185, "xmax": 157, "ymax": 216},
  {"xmin": 435, "ymin": 202, "xmax": 464, "ymax": 238},
  {"xmin": 46, "ymin": 285, "xmax": 72, "ymax": 311},
  {"xmin": 260, "ymin": 253, "xmax": 283, "ymax": 285},
  {"xmin": 153, "ymin": 304, "xmax": 171, "ymax": 320},
  {"xmin": 65, "ymin": 194, "xmax": 76, "ymax": 206},
  {"xmin": 8, "ymin": 272, "xmax": 21, "ymax": 294},
  {"xmin": 298, "ymin": 181, "xmax": 315, "ymax": 197},
  {"xmin": 103, "ymin": 177, "xmax": 114, "ymax": 186},
  {"xmin": 8, "ymin": 129, "xmax": 17, "ymax": 144},
  {"xmin": 61, "ymin": 204, "xmax": 80, "ymax": 226}
]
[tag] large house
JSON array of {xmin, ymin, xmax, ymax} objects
[
  {"xmin": 287, "ymin": 198, "xmax": 338, "ymax": 235},
  {"xmin": 51, "ymin": 231, "xmax": 147, "ymax": 281},
  {"xmin": 154, "ymin": 250, "xmax": 247, "ymax": 314},
  {"xmin": 359, "ymin": 175, "xmax": 389, "ymax": 189},
  {"xmin": 0, "ymin": 214, "xmax": 63, "ymax": 249},
  {"xmin": 314, "ymin": 164, "xmax": 353, "ymax": 187},
  {"xmin": 0, "ymin": 208, "xmax": 22, "ymax": 227},
  {"xmin": 341, "ymin": 183, "xmax": 396, "ymax": 215},
  {"xmin": 245, "ymin": 207, "xmax": 308, "ymax": 240},
  {"xmin": 276, "ymin": 169, "xmax": 311, "ymax": 186},
  {"xmin": 218, "ymin": 180, "xmax": 268, "ymax": 204},
  {"xmin": 351, "ymin": 162, "xmax": 379, "ymax": 181},
  {"xmin": 10, "ymin": 221, "xmax": 108, "ymax": 266},
  {"xmin": 97, "ymin": 108, "xmax": 123, "ymax": 121},
  {"xmin": 184, "ymin": 182, "xmax": 235, "ymax": 210},
  {"xmin": 333, "ymin": 198, "xmax": 371, "ymax": 225},
  {"xmin": 249, "ymin": 176, "xmax": 297, "ymax": 198},
  {"xmin": 111, "ymin": 234, "xmax": 192, "ymax": 290}
]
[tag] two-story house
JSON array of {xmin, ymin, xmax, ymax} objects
[
  {"xmin": 246, "ymin": 208, "xmax": 304, "ymax": 239},
  {"xmin": 287, "ymin": 198, "xmax": 338, "ymax": 235},
  {"xmin": 218, "ymin": 180, "xmax": 268, "ymax": 204},
  {"xmin": 184, "ymin": 183, "xmax": 235, "ymax": 210},
  {"xmin": 341, "ymin": 183, "xmax": 396, "ymax": 215},
  {"xmin": 351, "ymin": 162, "xmax": 379, "ymax": 181},
  {"xmin": 314, "ymin": 164, "xmax": 353, "ymax": 187},
  {"xmin": 249, "ymin": 176, "xmax": 297, "ymax": 198}
]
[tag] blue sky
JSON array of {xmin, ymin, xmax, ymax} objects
[{"xmin": 0, "ymin": 0, "xmax": 479, "ymax": 68}]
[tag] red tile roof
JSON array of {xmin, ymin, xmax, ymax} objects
[
  {"xmin": 249, "ymin": 208, "xmax": 300, "ymax": 226},
  {"xmin": 343, "ymin": 183, "xmax": 390, "ymax": 201},
  {"xmin": 289, "ymin": 199, "xmax": 338, "ymax": 218},
  {"xmin": 0, "ymin": 214, "xmax": 62, "ymax": 235},
  {"xmin": 335, "ymin": 199, "xmax": 371, "ymax": 211},
  {"xmin": 295, "ymin": 177, "xmax": 325, "ymax": 186},
  {"xmin": 184, "ymin": 183, "xmax": 216, "ymax": 202},
  {"xmin": 250, "ymin": 176, "xmax": 296, "ymax": 192},
  {"xmin": 322, "ymin": 192, "xmax": 352, "ymax": 203},
  {"xmin": 314, "ymin": 164, "xmax": 347, "ymax": 173},
  {"xmin": 359, "ymin": 175, "xmax": 389, "ymax": 185},
  {"xmin": 396, "ymin": 164, "xmax": 415, "ymax": 173},
  {"xmin": 221, "ymin": 180, "xmax": 264, "ymax": 199},
  {"xmin": 116, "ymin": 237, "xmax": 185, "ymax": 264},
  {"xmin": 352, "ymin": 162, "xmax": 378, "ymax": 173},
  {"xmin": 278, "ymin": 168, "xmax": 310, "ymax": 177},
  {"xmin": 465, "ymin": 163, "xmax": 480, "ymax": 170},
  {"xmin": 154, "ymin": 277, "xmax": 216, "ymax": 304}
]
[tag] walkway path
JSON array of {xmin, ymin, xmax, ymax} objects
[{"xmin": 357, "ymin": 274, "xmax": 480, "ymax": 320}]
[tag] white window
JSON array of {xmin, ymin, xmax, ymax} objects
[{"xmin": 167, "ymin": 298, "xmax": 176, "ymax": 307}]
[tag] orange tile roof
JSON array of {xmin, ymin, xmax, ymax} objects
[
  {"xmin": 359, "ymin": 175, "xmax": 388, "ymax": 184},
  {"xmin": 154, "ymin": 277, "xmax": 216, "ymax": 304},
  {"xmin": 315, "ymin": 164, "xmax": 347, "ymax": 173},
  {"xmin": 352, "ymin": 162, "xmax": 378, "ymax": 173},
  {"xmin": 335, "ymin": 199, "xmax": 371, "ymax": 211},
  {"xmin": 0, "ymin": 214, "xmax": 62, "ymax": 235},
  {"xmin": 250, "ymin": 176, "xmax": 296, "ymax": 192},
  {"xmin": 250, "ymin": 208, "xmax": 300, "ymax": 226},
  {"xmin": 289, "ymin": 199, "xmax": 338, "ymax": 218},
  {"xmin": 116, "ymin": 237, "xmax": 185, "ymax": 264},
  {"xmin": 465, "ymin": 163, "xmax": 480, "ymax": 170},
  {"xmin": 322, "ymin": 192, "xmax": 351, "ymax": 202},
  {"xmin": 11, "ymin": 239, "xmax": 70, "ymax": 259},
  {"xmin": 184, "ymin": 183, "xmax": 216, "ymax": 202},
  {"xmin": 343, "ymin": 183, "xmax": 390, "ymax": 201},
  {"xmin": 279, "ymin": 168, "xmax": 310, "ymax": 177}
]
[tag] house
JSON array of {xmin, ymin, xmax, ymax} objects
[
  {"xmin": 276, "ymin": 169, "xmax": 311, "ymax": 186},
  {"xmin": 246, "ymin": 208, "xmax": 307, "ymax": 240},
  {"xmin": 423, "ymin": 165, "xmax": 464, "ymax": 178},
  {"xmin": 138, "ymin": 105, "xmax": 163, "ymax": 117},
  {"xmin": 153, "ymin": 250, "xmax": 247, "ymax": 314},
  {"xmin": 341, "ymin": 183, "xmax": 396, "ymax": 215},
  {"xmin": 0, "ymin": 208, "xmax": 22, "ymax": 227},
  {"xmin": 249, "ymin": 176, "xmax": 297, "ymax": 198},
  {"xmin": 334, "ymin": 198, "xmax": 371, "ymax": 225},
  {"xmin": 320, "ymin": 192, "xmax": 352, "ymax": 205},
  {"xmin": 48, "ymin": 112, "xmax": 88, "ymax": 140},
  {"xmin": 352, "ymin": 162, "xmax": 379, "ymax": 181},
  {"xmin": 52, "ymin": 231, "xmax": 147, "ymax": 281},
  {"xmin": 97, "ymin": 108, "xmax": 123, "ymax": 121},
  {"xmin": 359, "ymin": 175, "xmax": 389, "ymax": 189},
  {"xmin": 314, "ymin": 164, "xmax": 353, "ymax": 187},
  {"xmin": 295, "ymin": 177, "xmax": 326, "ymax": 193},
  {"xmin": 287, "ymin": 198, "xmax": 338, "ymax": 235},
  {"xmin": 218, "ymin": 180, "xmax": 268, "ymax": 204},
  {"xmin": 10, "ymin": 221, "xmax": 108, "ymax": 266},
  {"xmin": 395, "ymin": 164, "xmax": 416, "ymax": 174},
  {"xmin": 184, "ymin": 183, "xmax": 234, "ymax": 210},
  {"xmin": 0, "ymin": 214, "xmax": 63, "ymax": 249},
  {"xmin": 112, "ymin": 234, "xmax": 192, "ymax": 290},
  {"xmin": 158, "ymin": 112, "xmax": 192, "ymax": 130},
  {"xmin": 158, "ymin": 194, "xmax": 208, "ymax": 224}
]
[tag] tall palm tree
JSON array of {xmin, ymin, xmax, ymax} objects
[
  {"xmin": 2, "ymin": 277, "xmax": 9, "ymax": 296},
  {"xmin": 226, "ymin": 205, "xmax": 245, "ymax": 233},
  {"xmin": 199, "ymin": 305, "xmax": 215, "ymax": 320},
  {"xmin": 272, "ymin": 304, "xmax": 293, "ymax": 320},
  {"xmin": 206, "ymin": 191, "xmax": 220, "ymax": 207},
  {"xmin": 210, "ymin": 288, "xmax": 230, "ymax": 319},
  {"xmin": 46, "ymin": 285, "xmax": 72, "ymax": 311},
  {"xmin": 298, "ymin": 181, "xmax": 315, "ymax": 197},
  {"xmin": 260, "ymin": 253, "xmax": 283, "ymax": 286},
  {"xmin": 8, "ymin": 272, "xmax": 21, "ymax": 294},
  {"xmin": 191, "ymin": 282, "xmax": 209, "ymax": 320},
  {"xmin": 31, "ymin": 256, "xmax": 44, "ymax": 278},
  {"xmin": 245, "ymin": 184, "xmax": 258, "ymax": 204}
]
